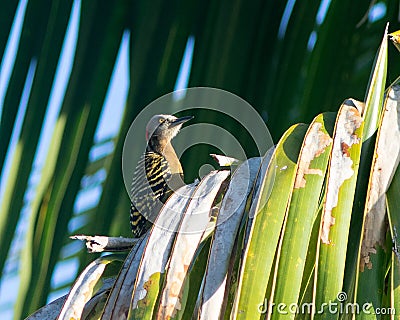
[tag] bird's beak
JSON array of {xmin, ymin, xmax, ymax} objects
[{"xmin": 170, "ymin": 115, "xmax": 194, "ymax": 127}]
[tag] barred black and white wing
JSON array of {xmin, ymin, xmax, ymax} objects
[{"xmin": 129, "ymin": 151, "xmax": 172, "ymax": 237}]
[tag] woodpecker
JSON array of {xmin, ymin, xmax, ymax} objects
[{"xmin": 129, "ymin": 114, "xmax": 193, "ymax": 237}]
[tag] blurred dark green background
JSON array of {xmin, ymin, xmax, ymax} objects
[{"xmin": 0, "ymin": 0, "xmax": 399, "ymax": 318}]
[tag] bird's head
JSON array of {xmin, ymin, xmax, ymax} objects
[{"xmin": 145, "ymin": 114, "xmax": 193, "ymax": 143}]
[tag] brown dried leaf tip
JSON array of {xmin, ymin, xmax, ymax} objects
[
  {"xmin": 321, "ymin": 99, "xmax": 364, "ymax": 244},
  {"xmin": 294, "ymin": 122, "xmax": 332, "ymax": 189}
]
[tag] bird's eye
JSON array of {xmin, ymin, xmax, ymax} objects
[{"xmin": 159, "ymin": 118, "xmax": 165, "ymax": 123}]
